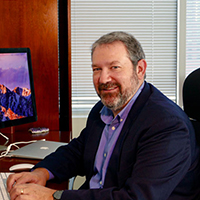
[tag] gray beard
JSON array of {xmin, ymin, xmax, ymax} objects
[
  {"xmin": 100, "ymin": 89, "xmax": 130, "ymax": 112},
  {"xmin": 97, "ymin": 70, "xmax": 139, "ymax": 113}
]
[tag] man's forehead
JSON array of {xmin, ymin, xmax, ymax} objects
[{"xmin": 92, "ymin": 60, "xmax": 121, "ymax": 68}]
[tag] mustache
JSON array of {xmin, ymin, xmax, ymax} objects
[{"xmin": 98, "ymin": 82, "xmax": 120, "ymax": 91}]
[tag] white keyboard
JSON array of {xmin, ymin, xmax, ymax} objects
[{"xmin": 0, "ymin": 173, "xmax": 12, "ymax": 200}]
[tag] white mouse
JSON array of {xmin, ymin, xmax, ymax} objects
[{"xmin": 9, "ymin": 163, "xmax": 34, "ymax": 172}]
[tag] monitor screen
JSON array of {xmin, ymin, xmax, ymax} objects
[{"xmin": 0, "ymin": 48, "xmax": 37, "ymax": 129}]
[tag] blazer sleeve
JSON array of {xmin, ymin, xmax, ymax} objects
[
  {"xmin": 33, "ymin": 101, "xmax": 104, "ymax": 182},
  {"xmin": 33, "ymin": 128, "xmax": 87, "ymax": 181}
]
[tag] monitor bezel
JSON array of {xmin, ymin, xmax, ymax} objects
[{"xmin": 0, "ymin": 48, "xmax": 37, "ymax": 129}]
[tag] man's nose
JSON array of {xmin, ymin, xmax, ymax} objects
[{"xmin": 99, "ymin": 69, "xmax": 112, "ymax": 84}]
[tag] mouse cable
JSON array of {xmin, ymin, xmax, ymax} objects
[{"xmin": 0, "ymin": 139, "xmax": 46, "ymax": 158}]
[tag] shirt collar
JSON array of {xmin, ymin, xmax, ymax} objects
[{"xmin": 100, "ymin": 81, "xmax": 145, "ymax": 125}]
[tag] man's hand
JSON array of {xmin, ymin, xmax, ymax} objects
[
  {"xmin": 9, "ymin": 183, "xmax": 56, "ymax": 200},
  {"xmin": 6, "ymin": 168, "xmax": 49, "ymax": 192}
]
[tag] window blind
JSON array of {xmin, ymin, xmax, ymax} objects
[
  {"xmin": 186, "ymin": 0, "xmax": 200, "ymax": 77},
  {"xmin": 71, "ymin": 0, "xmax": 177, "ymax": 118}
]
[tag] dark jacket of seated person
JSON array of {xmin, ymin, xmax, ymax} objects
[{"xmin": 35, "ymin": 81, "xmax": 200, "ymax": 200}]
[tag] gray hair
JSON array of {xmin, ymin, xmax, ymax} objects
[{"xmin": 91, "ymin": 31, "xmax": 145, "ymax": 67}]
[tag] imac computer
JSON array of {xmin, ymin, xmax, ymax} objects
[{"xmin": 0, "ymin": 48, "xmax": 37, "ymax": 150}]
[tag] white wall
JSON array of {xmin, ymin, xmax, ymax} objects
[
  {"xmin": 72, "ymin": 117, "xmax": 87, "ymax": 138},
  {"xmin": 72, "ymin": 117, "xmax": 87, "ymax": 189}
]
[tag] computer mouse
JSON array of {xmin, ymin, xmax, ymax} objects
[{"xmin": 9, "ymin": 163, "xmax": 34, "ymax": 172}]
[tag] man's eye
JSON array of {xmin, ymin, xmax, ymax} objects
[
  {"xmin": 112, "ymin": 66, "xmax": 119, "ymax": 69},
  {"xmin": 93, "ymin": 68, "xmax": 101, "ymax": 72}
]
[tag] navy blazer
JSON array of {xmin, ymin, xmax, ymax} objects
[{"xmin": 35, "ymin": 82, "xmax": 200, "ymax": 200}]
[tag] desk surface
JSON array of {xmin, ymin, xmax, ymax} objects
[{"xmin": 0, "ymin": 130, "xmax": 69, "ymax": 190}]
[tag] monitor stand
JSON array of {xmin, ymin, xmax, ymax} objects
[
  {"xmin": 0, "ymin": 145, "xmax": 7, "ymax": 151},
  {"xmin": 0, "ymin": 132, "xmax": 9, "ymax": 151}
]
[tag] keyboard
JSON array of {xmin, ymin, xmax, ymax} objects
[{"xmin": 0, "ymin": 172, "xmax": 12, "ymax": 200}]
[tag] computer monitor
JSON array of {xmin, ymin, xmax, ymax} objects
[{"xmin": 0, "ymin": 48, "xmax": 37, "ymax": 147}]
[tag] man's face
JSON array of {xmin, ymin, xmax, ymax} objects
[{"xmin": 92, "ymin": 41, "xmax": 141, "ymax": 115}]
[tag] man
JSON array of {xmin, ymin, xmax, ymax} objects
[{"xmin": 7, "ymin": 31, "xmax": 200, "ymax": 200}]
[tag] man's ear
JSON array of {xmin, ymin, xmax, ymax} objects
[{"xmin": 136, "ymin": 59, "xmax": 147, "ymax": 80}]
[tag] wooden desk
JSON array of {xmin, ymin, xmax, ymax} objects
[
  {"xmin": 0, "ymin": 130, "xmax": 70, "ymax": 144},
  {"xmin": 0, "ymin": 130, "xmax": 70, "ymax": 190}
]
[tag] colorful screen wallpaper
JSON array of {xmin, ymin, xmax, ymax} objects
[{"xmin": 0, "ymin": 53, "xmax": 33, "ymax": 122}]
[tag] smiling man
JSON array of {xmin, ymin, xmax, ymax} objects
[
  {"xmin": 7, "ymin": 32, "xmax": 200, "ymax": 200},
  {"xmin": 92, "ymin": 40, "xmax": 142, "ymax": 116}
]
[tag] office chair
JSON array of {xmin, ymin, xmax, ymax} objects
[
  {"xmin": 183, "ymin": 67, "xmax": 200, "ymax": 199},
  {"xmin": 183, "ymin": 67, "xmax": 200, "ymax": 144}
]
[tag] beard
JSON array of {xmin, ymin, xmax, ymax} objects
[{"xmin": 97, "ymin": 72, "xmax": 139, "ymax": 113}]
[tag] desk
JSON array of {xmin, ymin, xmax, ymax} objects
[
  {"xmin": 0, "ymin": 130, "xmax": 70, "ymax": 144},
  {"xmin": 0, "ymin": 130, "xmax": 70, "ymax": 190}
]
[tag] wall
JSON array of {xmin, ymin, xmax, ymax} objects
[
  {"xmin": 72, "ymin": 117, "xmax": 87, "ymax": 188},
  {"xmin": 0, "ymin": 0, "xmax": 59, "ymax": 131},
  {"xmin": 72, "ymin": 118, "xmax": 87, "ymax": 138}
]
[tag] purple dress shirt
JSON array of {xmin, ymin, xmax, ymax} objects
[{"xmin": 89, "ymin": 82, "xmax": 144, "ymax": 188}]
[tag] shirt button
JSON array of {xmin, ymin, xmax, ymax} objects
[
  {"xmin": 112, "ymin": 126, "xmax": 115, "ymax": 130},
  {"xmin": 104, "ymin": 153, "xmax": 107, "ymax": 157},
  {"xmin": 120, "ymin": 118, "xmax": 123, "ymax": 122},
  {"xmin": 100, "ymin": 181, "xmax": 102, "ymax": 185}
]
